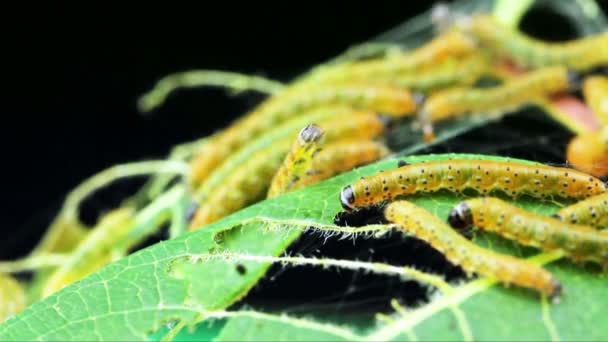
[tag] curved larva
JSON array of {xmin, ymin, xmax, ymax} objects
[
  {"xmin": 190, "ymin": 83, "xmax": 419, "ymax": 185},
  {"xmin": 449, "ymin": 197, "xmax": 608, "ymax": 265},
  {"xmin": 297, "ymin": 140, "xmax": 390, "ymax": 186},
  {"xmin": 554, "ymin": 193, "xmax": 608, "ymax": 229},
  {"xmin": 385, "ymin": 200, "xmax": 561, "ymax": 297},
  {"xmin": 462, "ymin": 15, "xmax": 608, "ymax": 71},
  {"xmin": 340, "ymin": 159, "xmax": 606, "ymax": 210},
  {"xmin": 267, "ymin": 124, "xmax": 324, "ymax": 198},
  {"xmin": 306, "ymin": 30, "xmax": 477, "ymax": 85},
  {"xmin": 190, "ymin": 113, "xmax": 390, "ymax": 229},
  {"xmin": 583, "ymin": 76, "xmax": 608, "ymax": 125},
  {"xmin": 194, "ymin": 109, "xmax": 389, "ymax": 204},
  {"xmin": 421, "ymin": 66, "xmax": 575, "ymax": 123}
]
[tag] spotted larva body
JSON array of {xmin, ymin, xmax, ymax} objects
[
  {"xmin": 554, "ymin": 192, "xmax": 608, "ymax": 229},
  {"xmin": 421, "ymin": 66, "xmax": 575, "ymax": 122},
  {"xmin": 267, "ymin": 124, "xmax": 324, "ymax": 198},
  {"xmin": 386, "ymin": 200, "xmax": 561, "ymax": 297},
  {"xmin": 449, "ymin": 197, "xmax": 608, "ymax": 265},
  {"xmin": 340, "ymin": 159, "xmax": 606, "ymax": 210}
]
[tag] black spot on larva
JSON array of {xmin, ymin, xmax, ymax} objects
[
  {"xmin": 236, "ymin": 264, "xmax": 247, "ymax": 275},
  {"xmin": 398, "ymin": 160, "xmax": 409, "ymax": 167}
]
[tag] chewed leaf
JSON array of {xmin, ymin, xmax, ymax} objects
[{"xmin": 2, "ymin": 153, "xmax": 607, "ymax": 341}]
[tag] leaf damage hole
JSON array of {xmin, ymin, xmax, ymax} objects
[{"xmin": 236, "ymin": 208, "xmax": 466, "ymax": 316}]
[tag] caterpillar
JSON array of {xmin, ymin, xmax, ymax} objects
[
  {"xmin": 296, "ymin": 140, "xmax": 390, "ymax": 187},
  {"xmin": 554, "ymin": 193, "xmax": 608, "ymax": 229},
  {"xmin": 306, "ymin": 30, "xmax": 477, "ymax": 86},
  {"xmin": 385, "ymin": 200, "xmax": 561, "ymax": 298},
  {"xmin": 267, "ymin": 124, "xmax": 324, "ymax": 198},
  {"xmin": 190, "ymin": 112, "xmax": 390, "ymax": 229},
  {"xmin": 194, "ymin": 109, "xmax": 390, "ymax": 204},
  {"xmin": 566, "ymin": 126, "xmax": 608, "ymax": 177},
  {"xmin": 391, "ymin": 52, "xmax": 489, "ymax": 93},
  {"xmin": 460, "ymin": 14, "xmax": 608, "ymax": 71},
  {"xmin": 583, "ymin": 75, "xmax": 608, "ymax": 125},
  {"xmin": 340, "ymin": 159, "xmax": 606, "ymax": 210},
  {"xmin": 190, "ymin": 83, "xmax": 419, "ymax": 185},
  {"xmin": 421, "ymin": 66, "xmax": 577, "ymax": 123},
  {"xmin": 449, "ymin": 197, "xmax": 608, "ymax": 265},
  {"xmin": 417, "ymin": 66, "xmax": 578, "ymax": 141}
]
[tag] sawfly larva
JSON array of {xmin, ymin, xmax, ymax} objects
[
  {"xmin": 340, "ymin": 159, "xmax": 606, "ymax": 210},
  {"xmin": 449, "ymin": 197, "xmax": 608, "ymax": 265},
  {"xmin": 386, "ymin": 200, "xmax": 561, "ymax": 298}
]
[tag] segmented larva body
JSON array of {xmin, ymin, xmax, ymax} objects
[
  {"xmin": 307, "ymin": 30, "xmax": 477, "ymax": 85},
  {"xmin": 392, "ymin": 53, "xmax": 489, "ymax": 93},
  {"xmin": 554, "ymin": 192, "xmax": 608, "ymax": 229},
  {"xmin": 583, "ymin": 75, "xmax": 608, "ymax": 125},
  {"xmin": 340, "ymin": 159, "xmax": 606, "ymax": 210},
  {"xmin": 462, "ymin": 14, "xmax": 608, "ymax": 70},
  {"xmin": 385, "ymin": 201, "xmax": 561, "ymax": 297},
  {"xmin": 190, "ymin": 112, "xmax": 390, "ymax": 229},
  {"xmin": 190, "ymin": 84, "xmax": 418, "ymax": 185},
  {"xmin": 298, "ymin": 141, "xmax": 390, "ymax": 186},
  {"xmin": 267, "ymin": 125, "xmax": 324, "ymax": 198},
  {"xmin": 449, "ymin": 197, "xmax": 608, "ymax": 265},
  {"xmin": 421, "ymin": 66, "xmax": 574, "ymax": 122},
  {"xmin": 566, "ymin": 126, "xmax": 608, "ymax": 177},
  {"xmin": 194, "ymin": 109, "xmax": 389, "ymax": 203}
]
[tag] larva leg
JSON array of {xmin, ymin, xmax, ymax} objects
[{"xmin": 386, "ymin": 200, "xmax": 561, "ymax": 298}]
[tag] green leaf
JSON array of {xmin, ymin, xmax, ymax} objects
[{"xmin": 3, "ymin": 153, "xmax": 606, "ymax": 341}]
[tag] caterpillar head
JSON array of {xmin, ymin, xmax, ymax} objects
[
  {"xmin": 448, "ymin": 202, "xmax": 473, "ymax": 231},
  {"xmin": 340, "ymin": 185, "xmax": 356, "ymax": 211},
  {"xmin": 298, "ymin": 124, "xmax": 324, "ymax": 145}
]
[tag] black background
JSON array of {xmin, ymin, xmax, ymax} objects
[{"xmin": 2, "ymin": 3, "xmax": 438, "ymax": 258}]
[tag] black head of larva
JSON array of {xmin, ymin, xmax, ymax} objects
[
  {"xmin": 398, "ymin": 160, "xmax": 409, "ymax": 167},
  {"xmin": 298, "ymin": 124, "xmax": 324, "ymax": 145},
  {"xmin": 340, "ymin": 185, "xmax": 356, "ymax": 211},
  {"xmin": 448, "ymin": 202, "xmax": 474, "ymax": 231}
]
